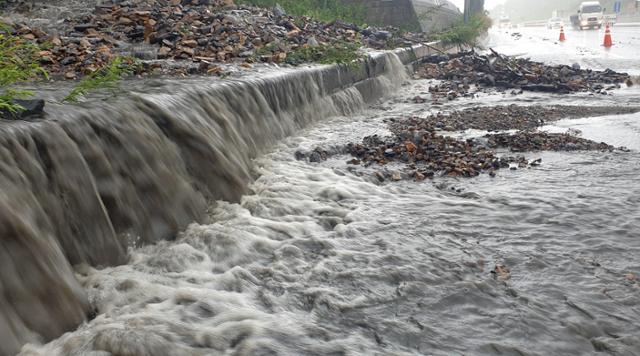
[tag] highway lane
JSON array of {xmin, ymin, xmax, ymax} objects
[{"xmin": 487, "ymin": 25, "xmax": 640, "ymax": 75}]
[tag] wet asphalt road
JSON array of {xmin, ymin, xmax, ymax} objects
[{"xmin": 487, "ymin": 25, "xmax": 640, "ymax": 75}]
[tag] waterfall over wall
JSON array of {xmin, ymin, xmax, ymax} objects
[{"xmin": 0, "ymin": 45, "xmax": 444, "ymax": 355}]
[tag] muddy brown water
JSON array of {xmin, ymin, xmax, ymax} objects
[{"xmin": 3, "ymin": 32, "xmax": 640, "ymax": 355}]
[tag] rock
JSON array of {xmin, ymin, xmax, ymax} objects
[
  {"xmin": 572, "ymin": 63, "xmax": 581, "ymax": 70},
  {"xmin": 373, "ymin": 30, "xmax": 392, "ymax": 40},
  {"xmin": 559, "ymin": 66, "xmax": 573, "ymax": 77},
  {"xmin": 180, "ymin": 47, "xmax": 195, "ymax": 56},
  {"xmin": 157, "ymin": 46, "xmax": 172, "ymax": 59},
  {"xmin": 0, "ymin": 99, "xmax": 45, "ymax": 120},
  {"xmin": 273, "ymin": 3, "xmax": 286, "ymax": 17},
  {"xmin": 74, "ymin": 23, "xmax": 96, "ymax": 32},
  {"xmin": 79, "ymin": 38, "xmax": 91, "ymax": 48},
  {"xmin": 61, "ymin": 57, "xmax": 77, "ymax": 66},
  {"xmin": 39, "ymin": 56, "xmax": 54, "ymax": 64},
  {"xmin": 307, "ymin": 36, "xmax": 319, "ymax": 47},
  {"xmin": 181, "ymin": 39, "xmax": 198, "ymax": 48},
  {"xmin": 51, "ymin": 36, "xmax": 62, "ymax": 46}
]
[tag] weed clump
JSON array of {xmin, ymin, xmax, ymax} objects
[
  {"xmin": 435, "ymin": 14, "xmax": 492, "ymax": 48},
  {"xmin": 284, "ymin": 41, "xmax": 362, "ymax": 66},
  {"xmin": 0, "ymin": 23, "xmax": 48, "ymax": 116},
  {"xmin": 63, "ymin": 56, "xmax": 140, "ymax": 102},
  {"xmin": 236, "ymin": 0, "xmax": 366, "ymax": 26}
]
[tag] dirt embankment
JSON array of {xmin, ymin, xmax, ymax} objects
[{"xmin": 2, "ymin": 0, "xmax": 431, "ymax": 79}]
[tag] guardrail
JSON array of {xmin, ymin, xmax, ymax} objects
[{"xmin": 521, "ymin": 20, "xmax": 547, "ymax": 27}]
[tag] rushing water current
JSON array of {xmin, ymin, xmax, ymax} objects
[{"xmin": 11, "ymin": 34, "xmax": 640, "ymax": 355}]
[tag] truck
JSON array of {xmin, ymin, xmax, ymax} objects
[
  {"xmin": 498, "ymin": 15, "xmax": 512, "ymax": 29},
  {"xmin": 576, "ymin": 1, "xmax": 605, "ymax": 30},
  {"xmin": 570, "ymin": 14, "xmax": 580, "ymax": 29}
]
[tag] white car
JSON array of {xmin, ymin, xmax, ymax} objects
[{"xmin": 547, "ymin": 17, "xmax": 565, "ymax": 29}]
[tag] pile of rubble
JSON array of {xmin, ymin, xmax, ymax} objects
[
  {"xmin": 297, "ymin": 104, "xmax": 628, "ymax": 182},
  {"xmin": 392, "ymin": 105, "xmax": 640, "ymax": 132},
  {"xmin": 344, "ymin": 130, "xmax": 521, "ymax": 180},
  {"xmin": 416, "ymin": 50, "xmax": 632, "ymax": 94},
  {"xmin": 3, "ymin": 0, "xmax": 425, "ymax": 79},
  {"xmin": 341, "ymin": 127, "xmax": 617, "ymax": 181},
  {"xmin": 487, "ymin": 132, "xmax": 615, "ymax": 152}
]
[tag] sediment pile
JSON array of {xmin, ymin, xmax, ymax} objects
[
  {"xmin": 345, "ymin": 129, "xmax": 522, "ymax": 179},
  {"xmin": 416, "ymin": 50, "xmax": 631, "ymax": 94},
  {"xmin": 298, "ymin": 104, "xmax": 630, "ymax": 181},
  {"xmin": 486, "ymin": 132, "xmax": 615, "ymax": 152},
  {"xmin": 396, "ymin": 105, "xmax": 640, "ymax": 132}
]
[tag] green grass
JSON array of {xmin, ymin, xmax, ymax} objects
[
  {"xmin": 236, "ymin": 0, "xmax": 367, "ymax": 26},
  {"xmin": 63, "ymin": 56, "xmax": 140, "ymax": 102},
  {"xmin": 248, "ymin": 39, "xmax": 363, "ymax": 66},
  {"xmin": 435, "ymin": 14, "xmax": 492, "ymax": 48},
  {"xmin": 0, "ymin": 23, "xmax": 48, "ymax": 115},
  {"xmin": 285, "ymin": 41, "xmax": 362, "ymax": 66}
]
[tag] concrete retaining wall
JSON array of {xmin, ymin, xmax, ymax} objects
[{"xmin": 0, "ymin": 41, "xmax": 453, "ymax": 356}]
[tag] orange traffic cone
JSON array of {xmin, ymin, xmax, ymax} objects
[
  {"xmin": 603, "ymin": 24, "xmax": 613, "ymax": 47},
  {"xmin": 559, "ymin": 26, "xmax": 566, "ymax": 42}
]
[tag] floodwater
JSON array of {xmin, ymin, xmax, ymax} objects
[{"xmin": 21, "ymin": 28, "xmax": 640, "ymax": 356}]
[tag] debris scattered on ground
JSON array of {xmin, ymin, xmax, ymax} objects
[
  {"xmin": 416, "ymin": 50, "xmax": 631, "ymax": 94},
  {"xmin": 492, "ymin": 264, "xmax": 511, "ymax": 281},
  {"xmin": 298, "ymin": 104, "xmax": 629, "ymax": 182},
  {"xmin": 345, "ymin": 130, "xmax": 512, "ymax": 179},
  {"xmin": 486, "ymin": 132, "xmax": 615, "ymax": 152},
  {"xmin": 396, "ymin": 105, "xmax": 640, "ymax": 132},
  {"xmin": 2, "ymin": 0, "xmax": 430, "ymax": 79}
]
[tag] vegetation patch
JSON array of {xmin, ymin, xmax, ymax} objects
[
  {"xmin": 0, "ymin": 23, "xmax": 48, "ymax": 115},
  {"xmin": 236, "ymin": 0, "xmax": 367, "ymax": 26},
  {"xmin": 284, "ymin": 41, "xmax": 362, "ymax": 66},
  {"xmin": 434, "ymin": 14, "xmax": 492, "ymax": 48},
  {"xmin": 63, "ymin": 56, "xmax": 140, "ymax": 103}
]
